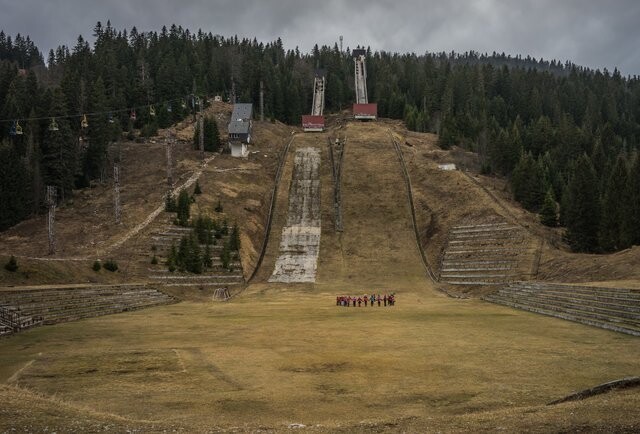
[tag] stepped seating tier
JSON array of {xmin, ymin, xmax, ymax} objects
[
  {"xmin": 439, "ymin": 221, "xmax": 537, "ymax": 286},
  {"xmin": 146, "ymin": 221, "xmax": 245, "ymax": 287},
  {"xmin": 483, "ymin": 282, "xmax": 640, "ymax": 336},
  {"xmin": 0, "ymin": 285, "xmax": 176, "ymax": 333}
]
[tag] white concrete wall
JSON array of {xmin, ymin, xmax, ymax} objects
[{"xmin": 231, "ymin": 143, "xmax": 248, "ymax": 158}]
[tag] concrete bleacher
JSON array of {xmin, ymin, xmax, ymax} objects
[
  {"xmin": 483, "ymin": 282, "xmax": 640, "ymax": 336},
  {"xmin": 0, "ymin": 284, "xmax": 175, "ymax": 332},
  {"xmin": 147, "ymin": 222, "xmax": 245, "ymax": 287},
  {"xmin": 0, "ymin": 303, "xmax": 42, "ymax": 336},
  {"xmin": 439, "ymin": 222, "xmax": 537, "ymax": 285}
]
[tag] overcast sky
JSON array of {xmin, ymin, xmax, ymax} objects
[{"xmin": 2, "ymin": 0, "xmax": 639, "ymax": 75}]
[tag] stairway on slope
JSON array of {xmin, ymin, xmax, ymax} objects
[
  {"xmin": 0, "ymin": 304, "xmax": 42, "ymax": 335},
  {"xmin": 483, "ymin": 282, "xmax": 640, "ymax": 336},
  {"xmin": 439, "ymin": 221, "xmax": 538, "ymax": 286},
  {"xmin": 146, "ymin": 223, "xmax": 245, "ymax": 287},
  {"xmin": 0, "ymin": 284, "xmax": 176, "ymax": 331}
]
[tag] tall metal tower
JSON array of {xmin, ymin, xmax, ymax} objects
[
  {"xmin": 114, "ymin": 164, "xmax": 122, "ymax": 224},
  {"xmin": 46, "ymin": 186, "xmax": 57, "ymax": 254},
  {"xmin": 166, "ymin": 135, "xmax": 174, "ymax": 187},
  {"xmin": 339, "ymin": 36, "xmax": 343, "ymax": 53},
  {"xmin": 260, "ymin": 80, "xmax": 265, "ymax": 121},
  {"xmin": 199, "ymin": 110, "xmax": 205, "ymax": 161}
]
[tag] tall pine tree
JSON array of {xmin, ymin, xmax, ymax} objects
[{"xmin": 563, "ymin": 154, "xmax": 601, "ymax": 252}]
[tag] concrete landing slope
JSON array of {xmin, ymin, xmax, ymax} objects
[
  {"xmin": 269, "ymin": 147, "xmax": 322, "ymax": 283},
  {"xmin": 316, "ymin": 123, "xmax": 426, "ymax": 288}
]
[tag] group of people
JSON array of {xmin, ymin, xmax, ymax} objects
[{"xmin": 336, "ymin": 293, "xmax": 396, "ymax": 307}]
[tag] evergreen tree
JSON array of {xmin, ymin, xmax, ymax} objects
[
  {"xmin": 628, "ymin": 156, "xmax": 640, "ymax": 245},
  {"xmin": 539, "ymin": 188, "xmax": 558, "ymax": 227},
  {"xmin": 599, "ymin": 156, "xmax": 631, "ymax": 251},
  {"xmin": 563, "ymin": 154, "xmax": 601, "ymax": 252},
  {"xmin": 41, "ymin": 89, "xmax": 77, "ymax": 199},
  {"xmin": 84, "ymin": 76, "xmax": 110, "ymax": 182},
  {"xmin": 511, "ymin": 152, "xmax": 546, "ymax": 212},
  {"xmin": 176, "ymin": 189, "xmax": 191, "ymax": 226},
  {"xmin": 0, "ymin": 141, "xmax": 31, "ymax": 230},
  {"xmin": 4, "ymin": 255, "xmax": 18, "ymax": 272},
  {"xmin": 229, "ymin": 223, "xmax": 241, "ymax": 251},
  {"xmin": 203, "ymin": 243, "xmax": 213, "ymax": 268}
]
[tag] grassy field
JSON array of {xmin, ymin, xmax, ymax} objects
[{"xmin": 1, "ymin": 287, "xmax": 639, "ymax": 431}]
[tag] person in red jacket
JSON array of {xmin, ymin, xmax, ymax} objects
[
  {"xmin": 357, "ymin": 297, "xmax": 362, "ymax": 307},
  {"xmin": 352, "ymin": 297, "xmax": 356, "ymax": 307},
  {"xmin": 363, "ymin": 295, "xmax": 368, "ymax": 306}
]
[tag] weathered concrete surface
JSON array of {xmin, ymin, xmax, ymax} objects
[{"xmin": 270, "ymin": 147, "xmax": 321, "ymax": 283}]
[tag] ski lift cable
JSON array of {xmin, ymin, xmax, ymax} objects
[{"xmin": 0, "ymin": 94, "xmax": 205, "ymax": 124}]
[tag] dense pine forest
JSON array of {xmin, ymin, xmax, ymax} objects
[{"xmin": 1, "ymin": 22, "xmax": 640, "ymax": 254}]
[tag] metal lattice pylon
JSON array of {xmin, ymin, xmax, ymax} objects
[
  {"xmin": 166, "ymin": 135, "xmax": 174, "ymax": 187},
  {"xmin": 46, "ymin": 186, "xmax": 57, "ymax": 254},
  {"xmin": 199, "ymin": 114, "xmax": 205, "ymax": 160},
  {"xmin": 114, "ymin": 164, "xmax": 121, "ymax": 224}
]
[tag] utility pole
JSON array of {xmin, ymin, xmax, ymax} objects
[
  {"xmin": 231, "ymin": 79, "xmax": 236, "ymax": 105},
  {"xmin": 166, "ymin": 135, "xmax": 173, "ymax": 187},
  {"xmin": 340, "ymin": 35, "xmax": 343, "ymax": 53},
  {"xmin": 46, "ymin": 186, "xmax": 57, "ymax": 254},
  {"xmin": 199, "ymin": 110, "xmax": 205, "ymax": 161},
  {"xmin": 260, "ymin": 80, "xmax": 265, "ymax": 121},
  {"xmin": 114, "ymin": 164, "xmax": 121, "ymax": 224},
  {"xmin": 165, "ymin": 133, "xmax": 174, "ymax": 211}
]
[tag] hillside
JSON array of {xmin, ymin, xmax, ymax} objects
[{"xmin": 0, "ymin": 102, "xmax": 291, "ymax": 288}]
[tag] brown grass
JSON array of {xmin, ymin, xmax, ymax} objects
[{"xmin": 1, "ymin": 289, "xmax": 639, "ymax": 432}]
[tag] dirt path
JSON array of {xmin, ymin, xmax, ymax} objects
[{"xmin": 99, "ymin": 155, "xmax": 217, "ymax": 256}]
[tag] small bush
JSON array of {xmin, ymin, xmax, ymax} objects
[
  {"xmin": 151, "ymin": 255, "xmax": 158, "ymax": 265},
  {"xmin": 141, "ymin": 122, "xmax": 158, "ymax": 138},
  {"xmin": 103, "ymin": 259, "xmax": 119, "ymax": 272},
  {"xmin": 165, "ymin": 195, "xmax": 177, "ymax": 212},
  {"xmin": 151, "ymin": 245, "xmax": 157, "ymax": 252},
  {"xmin": 194, "ymin": 181, "xmax": 202, "ymax": 195},
  {"xmin": 215, "ymin": 200, "xmax": 223, "ymax": 213},
  {"xmin": 92, "ymin": 260, "xmax": 101, "ymax": 272},
  {"xmin": 4, "ymin": 255, "xmax": 18, "ymax": 272}
]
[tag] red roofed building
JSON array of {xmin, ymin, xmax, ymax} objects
[
  {"xmin": 302, "ymin": 115, "xmax": 325, "ymax": 132},
  {"xmin": 353, "ymin": 103, "xmax": 377, "ymax": 120}
]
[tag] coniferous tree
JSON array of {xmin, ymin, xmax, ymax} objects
[
  {"xmin": 42, "ymin": 89, "xmax": 77, "ymax": 200},
  {"xmin": 176, "ymin": 189, "xmax": 191, "ymax": 226},
  {"xmin": 84, "ymin": 76, "xmax": 110, "ymax": 182},
  {"xmin": 0, "ymin": 141, "xmax": 30, "ymax": 230},
  {"xmin": 563, "ymin": 154, "xmax": 601, "ymax": 252},
  {"xmin": 511, "ymin": 152, "xmax": 546, "ymax": 212},
  {"xmin": 539, "ymin": 188, "xmax": 558, "ymax": 227},
  {"xmin": 599, "ymin": 156, "xmax": 631, "ymax": 251},
  {"xmin": 628, "ymin": 156, "xmax": 640, "ymax": 245}
]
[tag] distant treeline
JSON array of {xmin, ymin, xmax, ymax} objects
[{"xmin": 1, "ymin": 22, "xmax": 639, "ymax": 253}]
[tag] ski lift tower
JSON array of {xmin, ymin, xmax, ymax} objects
[
  {"xmin": 302, "ymin": 69, "xmax": 326, "ymax": 132},
  {"xmin": 352, "ymin": 48, "xmax": 377, "ymax": 120}
]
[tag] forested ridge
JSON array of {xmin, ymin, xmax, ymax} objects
[{"xmin": 1, "ymin": 22, "xmax": 639, "ymax": 253}]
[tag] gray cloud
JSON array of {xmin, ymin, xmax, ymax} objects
[{"xmin": 1, "ymin": 0, "xmax": 639, "ymax": 74}]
